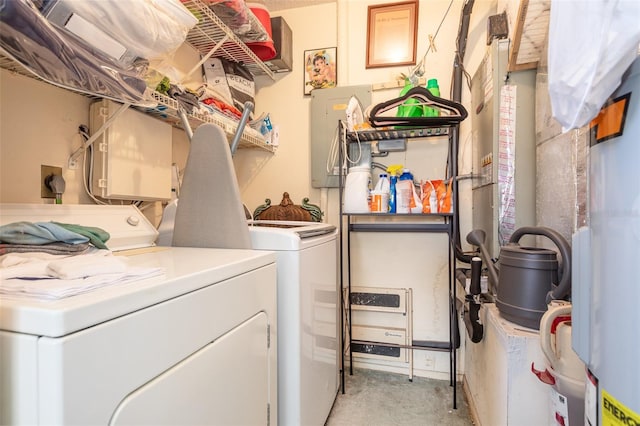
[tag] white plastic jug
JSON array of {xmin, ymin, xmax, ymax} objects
[
  {"xmin": 540, "ymin": 302, "xmax": 584, "ymax": 381},
  {"xmin": 343, "ymin": 166, "xmax": 371, "ymax": 213},
  {"xmin": 532, "ymin": 302, "xmax": 586, "ymax": 426}
]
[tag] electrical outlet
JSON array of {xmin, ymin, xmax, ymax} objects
[
  {"xmin": 424, "ymin": 355, "xmax": 435, "ymax": 369},
  {"xmin": 41, "ymin": 165, "xmax": 62, "ymax": 198}
]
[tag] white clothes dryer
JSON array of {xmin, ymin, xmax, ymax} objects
[
  {"xmin": 248, "ymin": 220, "xmax": 339, "ymax": 426},
  {"xmin": 0, "ymin": 204, "xmax": 278, "ymax": 426}
]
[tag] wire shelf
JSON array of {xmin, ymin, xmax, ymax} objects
[
  {"xmin": 347, "ymin": 127, "xmax": 450, "ymax": 142},
  {"xmin": 147, "ymin": 91, "xmax": 275, "ymax": 152},
  {"xmin": 182, "ymin": 0, "xmax": 275, "ymax": 80},
  {"xmin": 0, "ymin": 0, "xmax": 276, "ymax": 153}
]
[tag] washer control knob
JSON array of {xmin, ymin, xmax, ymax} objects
[{"xmin": 127, "ymin": 216, "xmax": 140, "ymax": 226}]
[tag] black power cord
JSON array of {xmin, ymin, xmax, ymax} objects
[{"xmin": 45, "ymin": 174, "xmax": 66, "ymax": 204}]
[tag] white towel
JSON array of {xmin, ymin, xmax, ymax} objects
[
  {"xmin": 0, "ymin": 268, "xmax": 163, "ymax": 300},
  {"xmin": 0, "ymin": 249, "xmax": 111, "ymax": 280},
  {"xmin": 46, "ymin": 251, "xmax": 126, "ymax": 279},
  {"xmin": 0, "ymin": 250, "xmax": 164, "ymax": 300},
  {"xmin": 0, "ymin": 254, "xmax": 50, "ymax": 279}
]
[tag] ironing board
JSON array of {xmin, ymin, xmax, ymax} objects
[{"xmin": 171, "ymin": 123, "xmax": 252, "ymax": 249}]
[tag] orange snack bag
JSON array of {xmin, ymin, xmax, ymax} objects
[{"xmin": 421, "ymin": 180, "xmax": 451, "ymax": 213}]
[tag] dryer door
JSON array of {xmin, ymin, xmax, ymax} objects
[{"xmin": 110, "ymin": 312, "xmax": 271, "ymax": 425}]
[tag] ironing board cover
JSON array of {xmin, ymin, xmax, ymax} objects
[{"xmin": 172, "ymin": 124, "xmax": 251, "ymax": 249}]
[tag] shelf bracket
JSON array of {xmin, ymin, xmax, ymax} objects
[
  {"xmin": 68, "ymin": 102, "xmax": 130, "ymax": 169},
  {"xmin": 183, "ymin": 34, "xmax": 230, "ymax": 82}
]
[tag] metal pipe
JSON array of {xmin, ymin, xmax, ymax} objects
[{"xmin": 451, "ymin": 0, "xmax": 475, "ymax": 265}]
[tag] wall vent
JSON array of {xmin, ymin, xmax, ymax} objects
[
  {"xmin": 350, "ymin": 286, "xmax": 407, "ymax": 313},
  {"xmin": 352, "ymin": 343, "xmax": 401, "ymax": 358},
  {"xmin": 349, "ymin": 287, "xmax": 414, "ymax": 379}
]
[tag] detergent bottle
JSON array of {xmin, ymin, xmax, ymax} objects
[
  {"xmin": 371, "ymin": 173, "xmax": 390, "ymax": 213},
  {"xmin": 376, "ymin": 173, "xmax": 391, "ymax": 193},
  {"xmin": 396, "ymin": 168, "xmax": 423, "ymax": 214},
  {"xmin": 424, "ymin": 78, "xmax": 441, "ymax": 117},
  {"xmin": 386, "ymin": 165, "xmax": 403, "ymax": 213},
  {"xmin": 396, "ymin": 169, "xmax": 413, "ymax": 213},
  {"xmin": 343, "ymin": 166, "xmax": 371, "ymax": 213},
  {"xmin": 389, "ymin": 175, "xmax": 397, "ymax": 213},
  {"xmin": 396, "ymin": 78, "xmax": 423, "ymax": 118}
]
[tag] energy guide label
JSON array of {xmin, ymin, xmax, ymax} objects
[{"xmin": 602, "ymin": 389, "xmax": 639, "ymax": 426}]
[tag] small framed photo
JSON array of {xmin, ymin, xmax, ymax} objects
[
  {"xmin": 304, "ymin": 47, "xmax": 337, "ymax": 96},
  {"xmin": 366, "ymin": 1, "xmax": 419, "ymax": 69}
]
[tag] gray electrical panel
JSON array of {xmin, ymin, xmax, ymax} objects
[
  {"xmin": 471, "ymin": 39, "xmax": 536, "ymax": 258},
  {"xmin": 310, "ymin": 85, "xmax": 372, "ymax": 188}
]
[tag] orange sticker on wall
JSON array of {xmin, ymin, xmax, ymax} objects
[{"xmin": 590, "ymin": 93, "xmax": 631, "ymax": 145}]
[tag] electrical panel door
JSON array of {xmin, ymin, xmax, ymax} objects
[{"xmin": 310, "ymin": 85, "xmax": 372, "ymax": 188}]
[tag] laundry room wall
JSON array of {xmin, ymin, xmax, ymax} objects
[
  {"xmin": 232, "ymin": 0, "xmax": 498, "ymax": 380},
  {"xmin": 0, "ymin": 70, "xmax": 181, "ymax": 225},
  {"xmin": 232, "ymin": 2, "xmax": 339, "ymax": 219},
  {"xmin": 0, "ymin": 69, "xmax": 93, "ymax": 205}
]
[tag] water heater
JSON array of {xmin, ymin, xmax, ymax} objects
[{"xmin": 573, "ymin": 57, "xmax": 640, "ymax": 425}]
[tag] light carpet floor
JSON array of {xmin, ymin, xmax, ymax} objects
[{"xmin": 326, "ymin": 368, "xmax": 474, "ymax": 426}]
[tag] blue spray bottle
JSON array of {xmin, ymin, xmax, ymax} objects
[
  {"xmin": 386, "ymin": 165, "xmax": 403, "ymax": 214},
  {"xmin": 389, "ymin": 175, "xmax": 397, "ymax": 213}
]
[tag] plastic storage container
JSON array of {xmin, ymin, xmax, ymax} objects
[{"xmin": 532, "ymin": 303, "xmax": 585, "ymax": 426}]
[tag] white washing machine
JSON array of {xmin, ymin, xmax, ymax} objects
[
  {"xmin": 248, "ymin": 220, "xmax": 339, "ymax": 426},
  {"xmin": 0, "ymin": 204, "xmax": 278, "ymax": 425}
]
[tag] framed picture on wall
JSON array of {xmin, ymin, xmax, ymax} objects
[
  {"xmin": 366, "ymin": 1, "xmax": 419, "ymax": 68},
  {"xmin": 303, "ymin": 47, "xmax": 337, "ymax": 96}
]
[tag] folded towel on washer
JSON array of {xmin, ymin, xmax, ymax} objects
[
  {"xmin": 0, "ymin": 267, "xmax": 164, "ymax": 300},
  {"xmin": 0, "ymin": 242, "xmax": 90, "ymax": 255},
  {"xmin": 0, "ymin": 250, "xmax": 164, "ymax": 299},
  {"xmin": 51, "ymin": 222, "xmax": 110, "ymax": 249},
  {"xmin": 0, "ymin": 249, "xmax": 116, "ymax": 280},
  {"xmin": 46, "ymin": 251, "xmax": 127, "ymax": 279},
  {"xmin": 0, "ymin": 222, "xmax": 90, "ymax": 245},
  {"xmin": 0, "ymin": 254, "xmax": 52, "ymax": 279},
  {"xmin": 0, "ymin": 221, "xmax": 110, "ymax": 250}
]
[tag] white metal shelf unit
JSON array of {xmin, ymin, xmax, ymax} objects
[
  {"xmin": 147, "ymin": 91, "xmax": 275, "ymax": 152},
  {"xmin": 0, "ymin": 0, "xmax": 276, "ymax": 153},
  {"xmin": 338, "ymin": 122, "xmax": 460, "ymax": 409},
  {"xmin": 181, "ymin": 0, "xmax": 275, "ymax": 80}
]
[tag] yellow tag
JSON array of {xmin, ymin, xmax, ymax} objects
[{"xmin": 602, "ymin": 388, "xmax": 640, "ymax": 426}]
